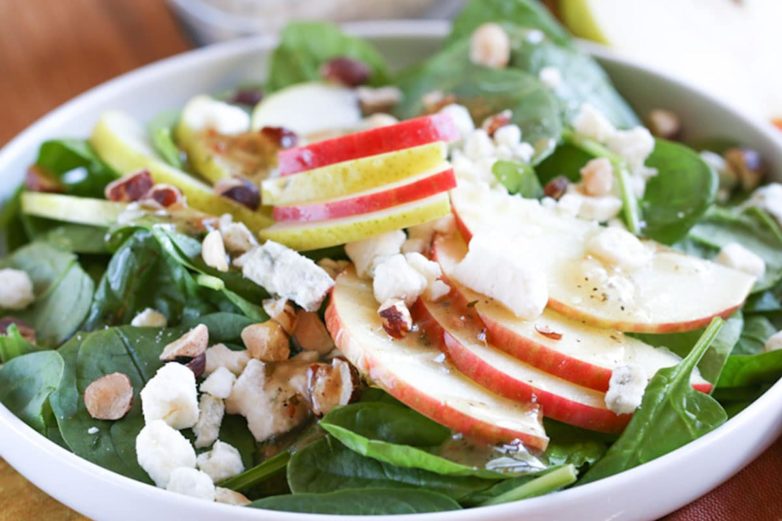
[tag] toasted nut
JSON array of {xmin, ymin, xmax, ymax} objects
[
  {"xmin": 646, "ymin": 109, "xmax": 682, "ymax": 140},
  {"xmin": 262, "ymin": 298, "xmax": 297, "ymax": 334},
  {"xmin": 469, "ymin": 23, "xmax": 510, "ymax": 69},
  {"xmin": 422, "ymin": 90, "xmax": 457, "ymax": 114},
  {"xmin": 218, "ymin": 214, "xmax": 258, "ymax": 254},
  {"xmin": 306, "ymin": 358, "xmax": 358, "ymax": 416},
  {"xmin": 229, "ymin": 87, "xmax": 263, "ymax": 107},
  {"xmin": 724, "ymin": 147, "xmax": 766, "ymax": 192},
  {"xmin": 83, "ymin": 372, "xmax": 134, "ymax": 420},
  {"xmin": 535, "ymin": 324, "xmax": 563, "ymax": 340},
  {"xmin": 186, "ymin": 353, "xmax": 207, "ymax": 378},
  {"xmin": 292, "ymin": 311, "xmax": 335, "ymax": 354},
  {"xmin": 160, "ymin": 324, "xmax": 209, "ymax": 361},
  {"xmin": 377, "ymin": 299, "xmax": 413, "ymax": 339},
  {"xmin": 259, "ymin": 126, "xmax": 298, "ymax": 149},
  {"xmin": 580, "ymin": 158, "xmax": 614, "ymax": 196},
  {"xmin": 357, "ymin": 86, "xmax": 402, "ymax": 115},
  {"xmin": 317, "ymin": 258, "xmax": 351, "ymax": 280},
  {"xmin": 321, "ymin": 56, "xmax": 371, "ymax": 87},
  {"xmin": 481, "ymin": 110, "xmax": 512, "ymax": 137},
  {"xmin": 544, "ymin": 176, "xmax": 570, "ymax": 200},
  {"xmin": 0, "ymin": 316, "xmax": 37, "ymax": 343},
  {"xmin": 215, "ymin": 487, "xmax": 251, "ymax": 506},
  {"xmin": 105, "ymin": 170, "xmax": 154, "ymax": 202},
  {"xmin": 201, "ymin": 229, "xmax": 229, "ymax": 272},
  {"xmin": 241, "ymin": 321, "xmax": 290, "ymax": 362},
  {"xmin": 215, "ymin": 177, "xmax": 261, "ymax": 210},
  {"xmin": 25, "ymin": 165, "xmax": 63, "ymax": 193},
  {"xmin": 142, "ymin": 184, "xmax": 184, "ymax": 208}
]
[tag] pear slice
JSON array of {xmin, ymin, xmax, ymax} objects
[
  {"xmin": 90, "ymin": 111, "xmax": 272, "ymax": 231},
  {"xmin": 21, "ymin": 192, "xmax": 125, "ymax": 227}
]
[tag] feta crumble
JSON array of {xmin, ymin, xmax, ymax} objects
[
  {"xmin": 715, "ymin": 243, "xmax": 765, "ymax": 279},
  {"xmin": 372, "ymin": 254, "xmax": 428, "ymax": 306},
  {"xmin": 438, "ymin": 104, "xmax": 475, "ymax": 139},
  {"xmin": 345, "ymin": 230, "xmax": 405, "ymax": 279},
  {"xmin": 182, "ymin": 95, "xmax": 250, "ymax": 135},
  {"xmin": 0, "ymin": 268, "xmax": 35, "ymax": 311},
  {"xmin": 130, "ymin": 308, "xmax": 167, "ymax": 328},
  {"xmin": 586, "ymin": 227, "xmax": 652, "ymax": 271},
  {"xmin": 200, "ymin": 366, "xmax": 236, "ymax": 399},
  {"xmin": 538, "ymin": 66, "xmax": 562, "ymax": 90},
  {"xmin": 196, "ymin": 440, "xmax": 245, "ymax": 483},
  {"xmin": 136, "ymin": 420, "xmax": 196, "ymax": 488},
  {"xmin": 604, "ymin": 364, "xmax": 647, "ymax": 415},
  {"xmin": 193, "ymin": 393, "xmax": 225, "ymax": 449},
  {"xmin": 140, "ymin": 362, "xmax": 199, "ymax": 429},
  {"xmin": 572, "ymin": 103, "xmax": 616, "ymax": 143},
  {"xmin": 606, "ymin": 127, "xmax": 655, "ymax": 172},
  {"xmin": 166, "ymin": 467, "xmax": 216, "ymax": 501},
  {"xmin": 204, "ymin": 344, "xmax": 250, "ymax": 376}
]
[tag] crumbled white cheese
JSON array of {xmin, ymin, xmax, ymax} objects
[
  {"xmin": 130, "ymin": 308, "xmax": 168, "ymax": 328},
  {"xmin": 196, "ymin": 440, "xmax": 245, "ymax": 483},
  {"xmin": 200, "ymin": 366, "xmax": 236, "ymax": 399},
  {"xmin": 237, "ymin": 241, "xmax": 333, "ymax": 311},
  {"xmin": 555, "ymin": 193, "xmax": 583, "ymax": 218},
  {"xmin": 182, "ymin": 95, "xmax": 250, "ymax": 135},
  {"xmin": 204, "ymin": 344, "xmax": 250, "ymax": 377},
  {"xmin": 345, "ymin": 230, "xmax": 406, "ymax": 279},
  {"xmin": 452, "ymin": 233, "xmax": 548, "ymax": 320},
  {"xmin": 746, "ymin": 183, "xmax": 782, "ymax": 225},
  {"xmin": 604, "ymin": 364, "xmax": 647, "ymax": 415},
  {"xmin": 372, "ymin": 254, "xmax": 428, "ymax": 306},
  {"xmin": 586, "ymin": 227, "xmax": 652, "ymax": 271},
  {"xmin": 464, "ymin": 129, "xmax": 495, "ymax": 161},
  {"xmin": 493, "ymin": 124, "xmax": 522, "ymax": 149},
  {"xmin": 0, "ymin": 268, "xmax": 35, "ymax": 311},
  {"xmin": 580, "ymin": 157, "xmax": 614, "ymax": 196},
  {"xmin": 715, "ymin": 243, "xmax": 765, "ymax": 279},
  {"xmin": 538, "ymin": 66, "xmax": 562, "ymax": 90},
  {"xmin": 764, "ymin": 330, "xmax": 782, "ymax": 352},
  {"xmin": 218, "ymin": 214, "xmax": 258, "ymax": 254},
  {"xmin": 578, "ymin": 194, "xmax": 623, "ymax": 222},
  {"xmin": 572, "ymin": 103, "xmax": 616, "ymax": 143},
  {"xmin": 606, "ymin": 127, "xmax": 655, "ymax": 172},
  {"xmin": 136, "ymin": 420, "xmax": 196, "ymax": 488},
  {"xmin": 166, "ymin": 467, "xmax": 216, "ymax": 501},
  {"xmin": 404, "ymin": 252, "xmax": 447, "ymax": 301},
  {"xmin": 439, "ymin": 104, "xmax": 475, "ymax": 139},
  {"xmin": 140, "ymin": 362, "xmax": 199, "ymax": 429},
  {"xmin": 193, "ymin": 393, "xmax": 225, "ymax": 449},
  {"xmin": 201, "ymin": 230, "xmax": 229, "ymax": 273}
]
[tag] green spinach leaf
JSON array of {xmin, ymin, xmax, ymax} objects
[
  {"xmin": 1, "ymin": 186, "xmax": 30, "ymax": 253},
  {"xmin": 251, "ymin": 488, "xmax": 461, "ymax": 514},
  {"xmin": 542, "ymin": 419, "xmax": 610, "ymax": 469},
  {"xmin": 0, "ymin": 350, "xmax": 64, "ymax": 433},
  {"xmin": 35, "ymin": 139, "xmax": 118, "ymax": 198},
  {"xmin": 580, "ymin": 319, "xmax": 728, "ymax": 484},
  {"xmin": 21, "ymin": 218, "xmax": 109, "ymax": 254},
  {"xmin": 148, "ymin": 110, "xmax": 183, "ymax": 169},
  {"xmin": 0, "ymin": 324, "xmax": 43, "ymax": 363},
  {"xmin": 492, "ymin": 160, "xmax": 543, "ymax": 198},
  {"xmin": 717, "ymin": 351, "xmax": 782, "ymax": 389},
  {"xmin": 220, "ymin": 450, "xmax": 290, "ymax": 492}
]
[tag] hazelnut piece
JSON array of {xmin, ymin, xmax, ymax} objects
[
  {"xmin": 241, "ymin": 321, "xmax": 290, "ymax": 362},
  {"xmin": 292, "ymin": 311, "xmax": 335, "ymax": 354},
  {"xmin": 378, "ymin": 299, "xmax": 413, "ymax": 339},
  {"xmin": 83, "ymin": 372, "xmax": 134, "ymax": 420},
  {"xmin": 159, "ymin": 324, "xmax": 209, "ymax": 361},
  {"xmin": 105, "ymin": 170, "xmax": 154, "ymax": 202}
]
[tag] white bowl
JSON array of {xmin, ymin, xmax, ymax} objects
[{"xmin": 1, "ymin": 20, "xmax": 781, "ymax": 521}]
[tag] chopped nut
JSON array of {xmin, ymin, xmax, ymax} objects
[
  {"xmin": 543, "ymin": 176, "xmax": 570, "ymax": 200},
  {"xmin": 378, "ymin": 299, "xmax": 413, "ymax": 339},
  {"xmin": 724, "ymin": 147, "xmax": 766, "ymax": 192},
  {"xmin": 130, "ymin": 308, "xmax": 168, "ymax": 328},
  {"xmin": 469, "ymin": 23, "xmax": 511, "ymax": 69},
  {"xmin": 215, "ymin": 177, "xmax": 261, "ymax": 210},
  {"xmin": 217, "ymin": 214, "xmax": 258, "ymax": 254},
  {"xmin": 422, "ymin": 90, "xmax": 457, "ymax": 114},
  {"xmin": 105, "ymin": 170, "xmax": 154, "ymax": 202},
  {"xmin": 292, "ymin": 311, "xmax": 335, "ymax": 354},
  {"xmin": 201, "ymin": 229, "xmax": 229, "ymax": 272},
  {"xmin": 241, "ymin": 321, "xmax": 290, "ymax": 362},
  {"xmin": 262, "ymin": 298, "xmax": 297, "ymax": 334},
  {"xmin": 307, "ymin": 358, "xmax": 358, "ymax": 416},
  {"xmin": 185, "ymin": 353, "xmax": 207, "ymax": 378},
  {"xmin": 25, "ymin": 165, "xmax": 63, "ymax": 193},
  {"xmin": 142, "ymin": 184, "xmax": 183, "ymax": 208},
  {"xmin": 321, "ymin": 56, "xmax": 370, "ymax": 87},
  {"xmin": 317, "ymin": 258, "xmax": 350, "ymax": 280},
  {"xmin": 646, "ymin": 109, "xmax": 682, "ymax": 140},
  {"xmin": 580, "ymin": 157, "xmax": 614, "ymax": 196},
  {"xmin": 481, "ymin": 110, "xmax": 512, "ymax": 137},
  {"xmin": 160, "ymin": 324, "xmax": 209, "ymax": 361},
  {"xmin": 0, "ymin": 316, "xmax": 36, "ymax": 343},
  {"xmin": 534, "ymin": 324, "xmax": 563, "ymax": 341},
  {"xmin": 357, "ymin": 86, "xmax": 402, "ymax": 115},
  {"xmin": 259, "ymin": 126, "xmax": 298, "ymax": 149},
  {"xmin": 83, "ymin": 372, "xmax": 134, "ymax": 420},
  {"xmin": 215, "ymin": 487, "xmax": 251, "ymax": 506}
]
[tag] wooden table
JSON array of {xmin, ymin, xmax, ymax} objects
[{"xmin": 0, "ymin": 1, "xmax": 780, "ymax": 520}]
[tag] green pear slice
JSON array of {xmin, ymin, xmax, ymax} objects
[{"xmin": 21, "ymin": 192, "xmax": 125, "ymax": 227}]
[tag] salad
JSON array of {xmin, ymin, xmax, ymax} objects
[{"xmin": 1, "ymin": 0, "xmax": 781, "ymax": 515}]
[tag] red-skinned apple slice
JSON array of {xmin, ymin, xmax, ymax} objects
[
  {"xmin": 278, "ymin": 113, "xmax": 459, "ymax": 176},
  {"xmin": 450, "ymin": 183, "xmax": 755, "ymax": 333},
  {"xmin": 326, "ymin": 269, "xmax": 549, "ymax": 449},
  {"xmin": 273, "ymin": 168, "xmax": 456, "ymax": 223},
  {"xmin": 413, "ymin": 297, "xmax": 631, "ymax": 433},
  {"xmin": 433, "ymin": 234, "xmax": 712, "ymax": 394}
]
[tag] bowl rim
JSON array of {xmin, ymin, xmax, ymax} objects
[{"xmin": 1, "ymin": 19, "xmax": 781, "ymax": 521}]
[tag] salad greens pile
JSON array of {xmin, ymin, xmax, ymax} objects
[{"xmin": 1, "ymin": 0, "xmax": 781, "ymax": 515}]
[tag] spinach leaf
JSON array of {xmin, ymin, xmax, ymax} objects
[
  {"xmin": 0, "ymin": 186, "xmax": 30, "ymax": 253},
  {"xmin": 492, "ymin": 160, "xmax": 543, "ymax": 198},
  {"xmin": 267, "ymin": 22, "xmax": 390, "ymax": 92},
  {"xmin": 21, "ymin": 218, "xmax": 109, "ymax": 254},
  {"xmin": 580, "ymin": 319, "xmax": 728, "ymax": 484},
  {"xmin": 49, "ymin": 326, "xmax": 178, "ymax": 483},
  {"xmin": 641, "ymin": 139, "xmax": 718, "ymax": 244},
  {"xmin": 542, "ymin": 419, "xmax": 610, "ymax": 469},
  {"xmin": 148, "ymin": 110, "xmax": 183, "ymax": 169},
  {"xmin": 534, "ymin": 143, "xmax": 592, "ymax": 185},
  {"xmin": 395, "ymin": 39, "xmax": 562, "ymax": 156},
  {"xmin": 35, "ymin": 139, "xmax": 117, "ymax": 198},
  {"xmin": 472, "ymin": 464, "xmax": 577, "ymax": 507},
  {"xmin": 217, "ymin": 414, "xmax": 258, "ymax": 469},
  {"xmin": 1, "ymin": 242, "xmax": 94, "ymax": 346},
  {"xmin": 288, "ymin": 437, "xmax": 494, "ymax": 500},
  {"xmin": 448, "ymin": 0, "xmax": 571, "ymax": 48},
  {"xmin": 0, "ymin": 350, "xmax": 64, "ymax": 433},
  {"xmin": 635, "ymin": 313, "xmax": 743, "ymax": 386},
  {"xmin": 0, "ymin": 324, "xmax": 42, "ymax": 363},
  {"xmin": 182, "ymin": 312, "xmax": 254, "ymax": 344},
  {"xmin": 220, "ymin": 450, "xmax": 290, "ymax": 492},
  {"xmin": 733, "ymin": 315, "xmax": 776, "ymax": 355},
  {"xmin": 251, "ymin": 488, "xmax": 461, "ymax": 514},
  {"xmin": 717, "ymin": 351, "xmax": 782, "ymax": 389},
  {"xmin": 320, "ymin": 403, "xmax": 505, "ymax": 478},
  {"xmin": 689, "ymin": 206, "xmax": 782, "ymax": 292}
]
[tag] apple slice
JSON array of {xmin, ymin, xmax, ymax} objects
[
  {"xmin": 260, "ymin": 193, "xmax": 450, "ymax": 251},
  {"xmin": 262, "ymin": 142, "xmax": 447, "ymax": 207},
  {"xmin": 451, "ymin": 183, "xmax": 755, "ymax": 333},
  {"xmin": 278, "ymin": 113, "xmax": 460, "ymax": 176},
  {"xmin": 433, "ymin": 233, "xmax": 712, "ymax": 393},
  {"xmin": 90, "ymin": 111, "xmax": 273, "ymax": 231},
  {"xmin": 21, "ymin": 192, "xmax": 126, "ymax": 227},
  {"xmin": 326, "ymin": 268, "xmax": 548, "ymax": 448},
  {"xmin": 272, "ymin": 168, "xmax": 456, "ymax": 223},
  {"xmin": 413, "ymin": 297, "xmax": 630, "ymax": 433},
  {"xmin": 251, "ymin": 82, "xmax": 362, "ymax": 137}
]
